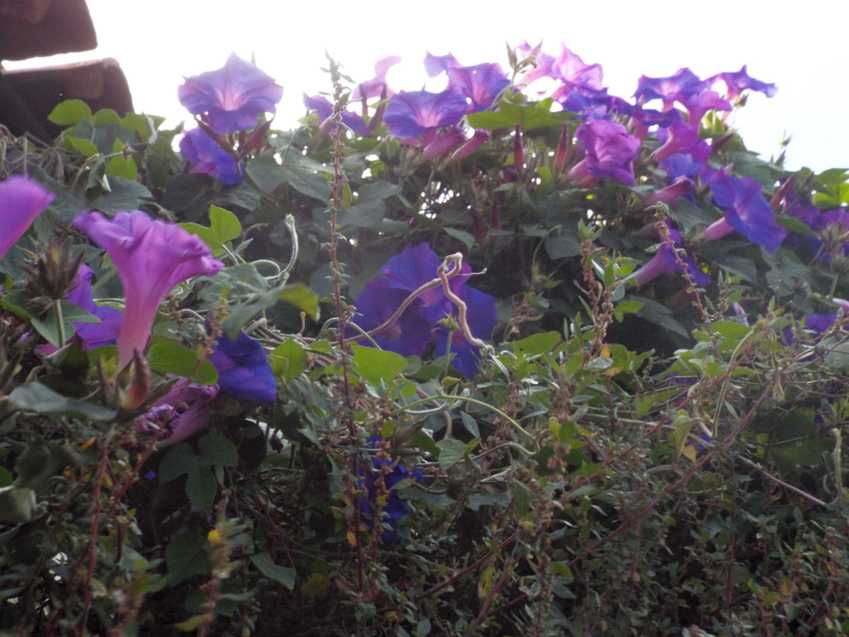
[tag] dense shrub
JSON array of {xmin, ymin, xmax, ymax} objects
[{"xmin": 2, "ymin": 46, "xmax": 849, "ymax": 636}]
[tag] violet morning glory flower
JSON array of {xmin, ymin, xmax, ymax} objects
[
  {"xmin": 568, "ymin": 119, "xmax": 641, "ymax": 187},
  {"xmin": 631, "ymin": 227, "xmax": 710, "ymax": 288},
  {"xmin": 179, "ymin": 128, "xmax": 243, "ymax": 186},
  {"xmin": 384, "ymin": 89, "xmax": 469, "ymax": 142},
  {"xmin": 711, "ymin": 66, "xmax": 777, "ymax": 101},
  {"xmin": 358, "ymin": 435, "xmax": 424, "ymax": 543},
  {"xmin": 73, "ymin": 211, "xmax": 224, "ymax": 366},
  {"xmin": 303, "ymin": 94, "xmax": 369, "ymax": 137},
  {"xmin": 650, "ymin": 119, "xmax": 711, "ymax": 164},
  {"xmin": 353, "ymin": 244, "xmax": 496, "ymax": 376},
  {"xmin": 178, "ymin": 54, "xmax": 283, "ymax": 135},
  {"xmin": 645, "ymin": 177, "xmax": 694, "ymax": 206},
  {"xmin": 352, "ymin": 56, "xmax": 401, "ymax": 101},
  {"xmin": 517, "ymin": 42, "xmax": 603, "ymax": 91},
  {"xmin": 67, "ymin": 264, "xmax": 124, "ymax": 349},
  {"xmin": 0, "ymin": 176, "xmax": 54, "ymax": 260},
  {"xmin": 138, "ymin": 379, "xmax": 219, "ymax": 447},
  {"xmin": 679, "ymin": 89, "xmax": 731, "ymax": 125},
  {"xmin": 424, "ymin": 51, "xmax": 461, "ymax": 77},
  {"xmin": 702, "ymin": 169, "xmax": 787, "ymax": 253},
  {"xmin": 635, "ymin": 68, "xmax": 708, "ymax": 108},
  {"xmin": 209, "ymin": 331, "xmax": 277, "ymax": 404},
  {"xmin": 446, "ymin": 63, "xmax": 510, "ymax": 112}
]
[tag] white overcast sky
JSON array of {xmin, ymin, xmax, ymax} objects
[{"xmin": 8, "ymin": 0, "xmax": 848, "ymax": 171}]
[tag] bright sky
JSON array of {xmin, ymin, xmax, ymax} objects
[{"xmin": 8, "ymin": 0, "xmax": 848, "ymax": 171}]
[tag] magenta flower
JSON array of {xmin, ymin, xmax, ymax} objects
[
  {"xmin": 517, "ymin": 42, "xmax": 603, "ymax": 91},
  {"xmin": 711, "ymin": 66, "xmax": 777, "ymax": 101},
  {"xmin": 139, "ymin": 379, "xmax": 218, "ymax": 447},
  {"xmin": 567, "ymin": 120, "xmax": 641, "ymax": 186},
  {"xmin": 353, "ymin": 244, "xmax": 496, "ymax": 377},
  {"xmin": 0, "ymin": 176, "xmax": 54, "ymax": 260},
  {"xmin": 631, "ymin": 228, "xmax": 710, "ymax": 287},
  {"xmin": 384, "ymin": 89, "xmax": 469, "ymax": 141},
  {"xmin": 178, "ymin": 54, "xmax": 283, "ymax": 134},
  {"xmin": 352, "ymin": 56, "xmax": 401, "ymax": 101},
  {"xmin": 702, "ymin": 169, "xmax": 786, "ymax": 253},
  {"xmin": 73, "ymin": 211, "xmax": 224, "ymax": 366},
  {"xmin": 645, "ymin": 177, "xmax": 694, "ymax": 206},
  {"xmin": 179, "ymin": 128, "xmax": 243, "ymax": 186},
  {"xmin": 303, "ymin": 94, "xmax": 369, "ymax": 137}
]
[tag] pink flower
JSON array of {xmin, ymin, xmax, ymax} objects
[{"xmin": 0, "ymin": 176, "xmax": 54, "ymax": 259}]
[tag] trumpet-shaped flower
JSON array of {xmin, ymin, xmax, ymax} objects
[
  {"xmin": 352, "ymin": 56, "xmax": 401, "ymax": 101},
  {"xmin": 73, "ymin": 211, "xmax": 223, "ymax": 366},
  {"xmin": 209, "ymin": 331, "xmax": 277, "ymax": 404},
  {"xmin": 631, "ymin": 228, "xmax": 710, "ymax": 287},
  {"xmin": 303, "ymin": 95, "xmax": 369, "ymax": 137},
  {"xmin": 568, "ymin": 119, "xmax": 641, "ymax": 186},
  {"xmin": 178, "ymin": 54, "xmax": 283, "ymax": 134},
  {"xmin": 139, "ymin": 379, "xmax": 219, "ymax": 446},
  {"xmin": 353, "ymin": 244, "xmax": 496, "ymax": 376},
  {"xmin": 67, "ymin": 264, "xmax": 124, "ymax": 349},
  {"xmin": 711, "ymin": 66, "xmax": 777, "ymax": 100},
  {"xmin": 650, "ymin": 119, "xmax": 711, "ymax": 164},
  {"xmin": 179, "ymin": 128, "xmax": 243, "ymax": 186},
  {"xmin": 0, "ymin": 176, "xmax": 54, "ymax": 260},
  {"xmin": 703, "ymin": 169, "xmax": 786, "ymax": 253},
  {"xmin": 384, "ymin": 89, "xmax": 468, "ymax": 141},
  {"xmin": 446, "ymin": 63, "xmax": 510, "ymax": 112}
]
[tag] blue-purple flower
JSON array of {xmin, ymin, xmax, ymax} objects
[
  {"xmin": 702, "ymin": 169, "xmax": 786, "ymax": 253},
  {"xmin": 446, "ymin": 63, "xmax": 510, "ymax": 112},
  {"xmin": 631, "ymin": 227, "xmax": 710, "ymax": 287},
  {"xmin": 650, "ymin": 119, "xmax": 711, "ymax": 164},
  {"xmin": 352, "ymin": 56, "xmax": 401, "ymax": 101},
  {"xmin": 138, "ymin": 379, "xmax": 219, "ymax": 446},
  {"xmin": 73, "ymin": 211, "xmax": 224, "ymax": 366},
  {"xmin": 358, "ymin": 435, "xmax": 424, "ymax": 543},
  {"xmin": 711, "ymin": 66, "xmax": 777, "ymax": 101},
  {"xmin": 384, "ymin": 89, "xmax": 469, "ymax": 141},
  {"xmin": 635, "ymin": 68, "xmax": 730, "ymax": 125},
  {"xmin": 0, "ymin": 176, "xmax": 54, "ymax": 260},
  {"xmin": 178, "ymin": 54, "xmax": 283, "ymax": 134},
  {"xmin": 303, "ymin": 95, "xmax": 369, "ymax": 137},
  {"xmin": 67, "ymin": 264, "xmax": 124, "ymax": 349},
  {"xmin": 353, "ymin": 244, "xmax": 496, "ymax": 377},
  {"xmin": 209, "ymin": 331, "xmax": 276, "ymax": 404},
  {"xmin": 568, "ymin": 120, "xmax": 641, "ymax": 186},
  {"xmin": 179, "ymin": 128, "xmax": 243, "ymax": 186}
]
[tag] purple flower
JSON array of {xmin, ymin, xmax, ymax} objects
[
  {"xmin": 631, "ymin": 227, "xmax": 710, "ymax": 287},
  {"xmin": 635, "ymin": 68, "xmax": 708, "ymax": 108},
  {"xmin": 645, "ymin": 177, "xmax": 694, "ymax": 206},
  {"xmin": 567, "ymin": 120, "xmax": 641, "ymax": 186},
  {"xmin": 517, "ymin": 42, "xmax": 603, "ymax": 91},
  {"xmin": 138, "ymin": 379, "xmax": 218, "ymax": 446},
  {"xmin": 679, "ymin": 89, "xmax": 731, "ymax": 125},
  {"xmin": 0, "ymin": 176, "xmax": 54, "ymax": 260},
  {"xmin": 711, "ymin": 66, "xmax": 777, "ymax": 101},
  {"xmin": 178, "ymin": 53, "xmax": 283, "ymax": 134},
  {"xmin": 209, "ymin": 331, "xmax": 276, "ymax": 404},
  {"xmin": 358, "ymin": 435, "xmax": 424, "ymax": 543},
  {"xmin": 446, "ymin": 63, "xmax": 510, "ymax": 112},
  {"xmin": 179, "ymin": 128, "xmax": 243, "ymax": 186},
  {"xmin": 650, "ymin": 119, "xmax": 711, "ymax": 164},
  {"xmin": 424, "ymin": 51, "xmax": 461, "ymax": 77},
  {"xmin": 353, "ymin": 244, "xmax": 496, "ymax": 376},
  {"xmin": 384, "ymin": 89, "xmax": 469, "ymax": 141},
  {"xmin": 73, "ymin": 211, "xmax": 224, "ymax": 366},
  {"xmin": 352, "ymin": 56, "xmax": 401, "ymax": 101},
  {"xmin": 303, "ymin": 94, "xmax": 369, "ymax": 137},
  {"xmin": 702, "ymin": 169, "xmax": 786, "ymax": 253},
  {"xmin": 67, "ymin": 264, "xmax": 124, "ymax": 349}
]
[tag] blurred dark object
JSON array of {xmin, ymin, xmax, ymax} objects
[{"xmin": 0, "ymin": 0, "xmax": 134, "ymax": 140}]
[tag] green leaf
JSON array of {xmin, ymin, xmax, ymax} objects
[
  {"xmin": 48, "ymin": 99, "xmax": 92, "ymax": 126},
  {"xmin": 466, "ymin": 97, "xmax": 572, "ymax": 131},
  {"xmin": 250, "ymin": 552, "xmax": 296, "ymax": 590},
  {"xmin": 148, "ymin": 341, "xmax": 218, "ymax": 385},
  {"xmin": 199, "ymin": 264, "xmax": 285, "ymax": 336},
  {"xmin": 66, "ymin": 136, "xmax": 99, "ymax": 157},
  {"xmin": 186, "ymin": 466, "xmax": 217, "ymax": 511},
  {"xmin": 30, "ymin": 301, "xmax": 98, "ymax": 347},
  {"xmin": 437, "ymin": 438, "xmax": 467, "ymax": 470},
  {"xmin": 279, "ymin": 283, "xmax": 320, "ymax": 321},
  {"xmin": 159, "ymin": 444, "xmax": 198, "ymax": 481},
  {"xmin": 9, "ymin": 383, "xmax": 116, "ymax": 421},
  {"xmin": 180, "ymin": 205, "xmax": 242, "ymax": 256},
  {"xmin": 269, "ymin": 339, "xmax": 307, "ymax": 381},
  {"xmin": 198, "ymin": 431, "xmax": 238, "ymax": 468},
  {"xmin": 512, "ymin": 331, "xmax": 561, "ymax": 355},
  {"xmin": 105, "ymin": 155, "xmax": 138, "ymax": 181},
  {"xmin": 445, "ymin": 228, "xmax": 475, "ymax": 250},
  {"xmin": 352, "ymin": 345, "xmax": 407, "ymax": 385},
  {"xmin": 166, "ymin": 529, "xmax": 210, "ymax": 585}
]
